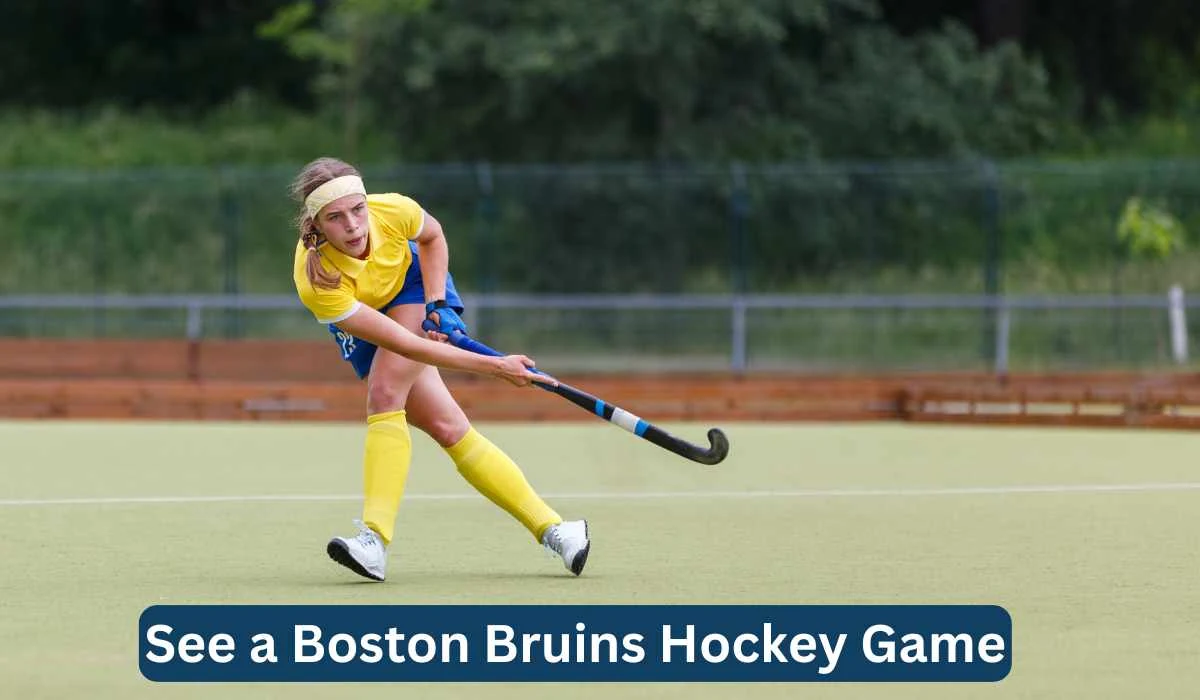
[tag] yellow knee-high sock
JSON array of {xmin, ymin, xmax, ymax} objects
[
  {"xmin": 446, "ymin": 428, "xmax": 561, "ymax": 541},
  {"xmin": 361, "ymin": 410, "xmax": 412, "ymax": 545}
]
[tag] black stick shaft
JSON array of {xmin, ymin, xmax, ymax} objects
[{"xmin": 447, "ymin": 332, "xmax": 729, "ymax": 465}]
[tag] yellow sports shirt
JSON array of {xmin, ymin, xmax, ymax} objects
[{"xmin": 293, "ymin": 193, "xmax": 425, "ymax": 324}]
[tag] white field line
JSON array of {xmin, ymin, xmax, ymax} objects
[{"xmin": 3, "ymin": 482, "xmax": 1200, "ymax": 507}]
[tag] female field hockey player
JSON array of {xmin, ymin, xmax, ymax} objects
[{"xmin": 291, "ymin": 157, "xmax": 590, "ymax": 581}]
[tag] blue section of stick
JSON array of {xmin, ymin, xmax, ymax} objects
[{"xmin": 438, "ymin": 328, "xmax": 554, "ymax": 389}]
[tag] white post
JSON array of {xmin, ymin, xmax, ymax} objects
[
  {"xmin": 994, "ymin": 304, "xmax": 1010, "ymax": 376},
  {"xmin": 731, "ymin": 298, "xmax": 747, "ymax": 372},
  {"xmin": 185, "ymin": 303, "xmax": 203, "ymax": 340},
  {"xmin": 1168, "ymin": 285, "xmax": 1188, "ymax": 365}
]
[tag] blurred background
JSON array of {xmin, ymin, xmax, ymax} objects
[{"xmin": 4, "ymin": 0, "xmax": 1200, "ymax": 373}]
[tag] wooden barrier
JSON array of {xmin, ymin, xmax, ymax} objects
[
  {"xmin": 0, "ymin": 339, "xmax": 347, "ymax": 381},
  {"xmin": 1, "ymin": 339, "xmax": 1199, "ymax": 427},
  {"xmin": 0, "ymin": 375, "xmax": 905, "ymax": 422}
]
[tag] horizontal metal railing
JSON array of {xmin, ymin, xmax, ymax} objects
[{"xmin": 0, "ymin": 291, "xmax": 1191, "ymax": 373}]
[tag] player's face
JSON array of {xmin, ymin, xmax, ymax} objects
[{"xmin": 316, "ymin": 194, "xmax": 370, "ymax": 257}]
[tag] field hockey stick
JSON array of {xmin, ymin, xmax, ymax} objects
[{"xmin": 438, "ymin": 329, "xmax": 730, "ymax": 465}]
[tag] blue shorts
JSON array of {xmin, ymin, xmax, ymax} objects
[{"xmin": 328, "ymin": 242, "xmax": 465, "ymax": 379}]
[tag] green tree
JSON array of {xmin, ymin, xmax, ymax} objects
[
  {"xmin": 879, "ymin": 0, "xmax": 1200, "ymax": 122},
  {"xmin": 807, "ymin": 21, "xmax": 1056, "ymax": 157},
  {"xmin": 0, "ymin": 1, "xmax": 306, "ymax": 109},
  {"xmin": 259, "ymin": 0, "xmax": 430, "ymax": 158},
  {"xmin": 263, "ymin": 0, "xmax": 1057, "ymax": 160},
  {"xmin": 1117, "ymin": 197, "xmax": 1185, "ymax": 260}
]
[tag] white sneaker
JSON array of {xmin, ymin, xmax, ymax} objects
[
  {"xmin": 542, "ymin": 520, "xmax": 590, "ymax": 576},
  {"xmin": 326, "ymin": 520, "xmax": 387, "ymax": 581}
]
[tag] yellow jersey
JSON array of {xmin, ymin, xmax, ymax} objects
[{"xmin": 293, "ymin": 193, "xmax": 425, "ymax": 324}]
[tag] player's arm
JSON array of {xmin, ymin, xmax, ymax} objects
[
  {"xmin": 411, "ymin": 211, "xmax": 469, "ymax": 340},
  {"xmin": 413, "ymin": 211, "xmax": 449, "ymax": 305},
  {"xmin": 335, "ymin": 305, "xmax": 551, "ymax": 387}
]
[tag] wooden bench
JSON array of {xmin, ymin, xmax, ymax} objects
[{"xmin": 900, "ymin": 378, "xmax": 1200, "ymax": 429}]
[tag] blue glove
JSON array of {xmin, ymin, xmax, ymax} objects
[{"xmin": 423, "ymin": 299, "xmax": 468, "ymax": 337}]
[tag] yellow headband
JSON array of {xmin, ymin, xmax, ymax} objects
[{"xmin": 305, "ymin": 175, "xmax": 366, "ymax": 220}]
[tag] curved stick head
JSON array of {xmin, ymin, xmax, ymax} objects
[{"xmin": 694, "ymin": 428, "xmax": 730, "ymax": 465}]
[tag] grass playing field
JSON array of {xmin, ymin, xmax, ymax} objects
[{"xmin": 2, "ymin": 420, "xmax": 1199, "ymax": 698}]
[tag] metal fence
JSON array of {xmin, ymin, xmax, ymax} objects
[
  {"xmin": 5, "ymin": 160, "xmax": 1200, "ymax": 372},
  {"xmin": 5, "ymin": 160, "xmax": 1200, "ymax": 299},
  {"xmin": 0, "ymin": 292, "xmax": 1192, "ymax": 373}
]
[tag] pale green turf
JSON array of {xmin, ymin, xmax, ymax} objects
[{"xmin": 2, "ymin": 421, "xmax": 1200, "ymax": 699}]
